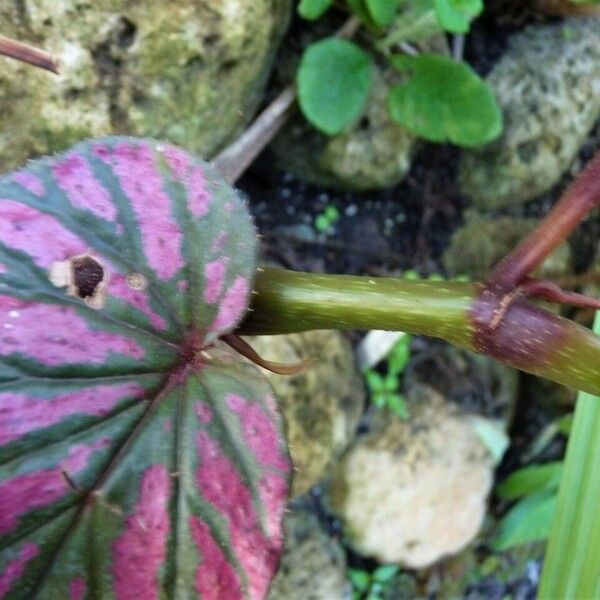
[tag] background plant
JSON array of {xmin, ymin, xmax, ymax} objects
[{"xmin": 295, "ymin": 0, "xmax": 502, "ymax": 146}]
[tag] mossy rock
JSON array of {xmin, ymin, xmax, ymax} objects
[{"xmin": 0, "ymin": 0, "xmax": 290, "ymax": 170}]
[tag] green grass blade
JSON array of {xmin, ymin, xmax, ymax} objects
[{"xmin": 539, "ymin": 312, "xmax": 600, "ymax": 599}]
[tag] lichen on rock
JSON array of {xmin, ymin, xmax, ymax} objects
[
  {"xmin": 0, "ymin": 0, "xmax": 290, "ymax": 170},
  {"xmin": 459, "ymin": 17, "xmax": 600, "ymax": 209}
]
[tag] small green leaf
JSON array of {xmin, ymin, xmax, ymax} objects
[
  {"xmin": 493, "ymin": 490, "xmax": 557, "ymax": 550},
  {"xmin": 433, "ymin": 0, "xmax": 483, "ymax": 33},
  {"xmin": 497, "ymin": 462, "xmax": 563, "ymax": 500},
  {"xmin": 387, "ymin": 335, "xmax": 411, "ymax": 375},
  {"xmin": 298, "ymin": 0, "xmax": 335, "ymax": 20},
  {"xmin": 387, "ymin": 393, "xmax": 410, "ymax": 419},
  {"xmin": 384, "ymin": 373, "xmax": 399, "ymax": 392},
  {"xmin": 366, "ymin": 369, "xmax": 384, "ymax": 391},
  {"xmin": 372, "ymin": 564, "xmax": 400, "ymax": 582},
  {"xmin": 365, "ymin": 0, "xmax": 402, "ymax": 26},
  {"xmin": 298, "ymin": 38, "xmax": 374, "ymax": 135},
  {"xmin": 389, "ymin": 53, "xmax": 502, "ymax": 147},
  {"xmin": 348, "ymin": 568, "xmax": 371, "ymax": 591}
]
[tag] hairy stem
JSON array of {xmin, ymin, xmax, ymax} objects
[{"xmin": 239, "ymin": 267, "xmax": 600, "ymax": 394}]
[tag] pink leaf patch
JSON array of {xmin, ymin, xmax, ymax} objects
[
  {"xmin": 69, "ymin": 577, "xmax": 87, "ymax": 600},
  {"xmin": 110, "ymin": 142, "xmax": 184, "ymax": 281},
  {"xmin": 112, "ymin": 465, "xmax": 171, "ymax": 600},
  {"xmin": 196, "ymin": 431, "xmax": 283, "ymax": 600},
  {"xmin": 53, "ymin": 153, "xmax": 117, "ymax": 222},
  {"xmin": 11, "ymin": 172, "xmax": 45, "ymax": 197},
  {"xmin": 0, "ymin": 296, "xmax": 145, "ymax": 366},
  {"xmin": 0, "ymin": 200, "xmax": 88, "ymax": 269},
  {"xmin": 226, "ymin": 394, "xmax": 290, "ymax": 471},
  {"xmin": 108, "ymin": 275, "xmax": 168, "ymax": 330},
  {"xmin": 0, "ymin": 543, "xmax": 39, "ymax": 599},
  {"xmin": 204, "ymin": 258, "xmax": 227, "ymax": 304},
  {"xmin": 211, "ymin": 277, "xmax": 249, "ymax": 331},
  {"xmin": 190, "ymin": 517, "xmax": 243, "ymax": 600},
  {"xmin": 0, "ymin": 382, "xmax": 145, "ymax": 446},
  {"xmin": 0, "ymin": 439, "xmax": 110, "ymax": 535}
]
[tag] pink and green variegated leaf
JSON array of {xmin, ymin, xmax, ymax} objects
[{"xmin": 0, "ymin": 138, "xmax": 291, "ymax": 599}]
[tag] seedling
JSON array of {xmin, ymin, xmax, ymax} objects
[
  {"xmin": 365, "ymin": 334, "xmax": 411, "ymax": 418},
  {"xmin": 314, "ymin": 204, "xmax": 340, "ymax": 233},
  {"xmin": 348, "ymin": 564, "xmax": 400, "ymax": 600}
]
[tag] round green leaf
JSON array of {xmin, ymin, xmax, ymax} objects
[
  {"xmin": 298, "ymin": 0, "xmax": 334, "ymax": 20},
  {"xmin": 365, "ymin": 0, "xmax": 402, "ymax": 26},
  {"xmin": 0, "ymin": 138, "xmax": 291, "ymax": 599},
  {"xmin": 297, "ymin": 38, "xmax": 374, "ymax": 135},
  {"xmin": 389, "ymin": 53, "xmax": 503, "ymax": 147},
  {"xmin": 433, "ymin": 0, "xmax": 483, "ymax": 34}
]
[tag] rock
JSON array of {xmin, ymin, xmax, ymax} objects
[
  {"xmin": 443, "ymin": 212, "xmax": 572, "ymax": 281},
  {"xmin": 459, "ymin": 18, "xmax": 600, "ymax": 209},
  {"xmin": 272, "ymin": 66, "xmax": 418, "ymax": 191},
  {"xmin": 328, "ymin": 386, "xmax": 494, "ymax": 568},
  {"xmin": 267, "ymin": 507, "xmax": 350, "ymax": 600},
  {"xmin": 0, "ymin": 0, "xmax": 290, "ymax": 170},
  {"xmin": 247, "ymin": 330, "xmax": 365, "ymax": 497}
]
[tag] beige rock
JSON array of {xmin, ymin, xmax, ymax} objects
[
  {"xmin": 247, "ymin": 331, "xmax": 365, "ymax": 497},
  {"xmin": 329, "ymin": 387, "xmax": 494, "ymax": 568}
]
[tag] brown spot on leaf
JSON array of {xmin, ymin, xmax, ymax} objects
[
  {"xmin": 49, "ymin": 253, "xmax": 109, "ymax": 309},
  {"xmin": 72, "ymin": 256, "xmax": 104, "ymax": 298}
]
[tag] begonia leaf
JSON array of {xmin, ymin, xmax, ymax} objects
[{"xmin": 0, "ymin": 137, "xmax": 290, "ymax": 599}]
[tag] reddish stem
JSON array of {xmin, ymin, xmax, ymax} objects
[
  {"xmin": 487, "ymin": 150, "xmax": 600, "ymax": 292},
  {"xmin": 0, "ymin": 35, "xmax": 59, "ymax": 73}
]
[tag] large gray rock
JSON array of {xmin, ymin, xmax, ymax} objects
[
  {"xmin": 329, "ymin": 386, "xmax": 494, "ymax": 568},
  {"xmin": 267, "ymin": 507, "xmax": 350, "ymax": 600},
  {"xmin": 272, "ymin": 66, "xmax": 418, "ymax": 191},
  {"xmin": 0, "ymin": 0, "xmax": 290, "ymax": 170},
  {"xmin": 459, "ymin": 17, "xmax": 600, "ymax": 209},
  {"xmin": 248, "ymin": 331, "xmax": 365, "ymax": 497}
]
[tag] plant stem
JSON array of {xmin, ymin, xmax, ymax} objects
[
  {"xmin": 240, "ymin": 267, "xmax": 476, "ymax": 346},
  {"xmin": 0, "ymin": 35, "xmax": 58, "ymax": 73},
  {"xmin": 239, "ymin": 267, "xmax": 600, "ymax": 395},
  {"xmin": 488, "ymin": 150, "xmax": 600, "ymax": 291}
]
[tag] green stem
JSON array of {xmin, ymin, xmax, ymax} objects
[
  {"xmin": 239, "ymin": 268, "xmax": 600, "ymax": 395},
  {"xmin": 240, "ymin": 267, "xmax": 477, "ymax": 349}
]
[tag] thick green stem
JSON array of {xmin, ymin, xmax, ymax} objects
[
  {"xmin": 239, "ymin": 268, "xmax": 600, "ymax": 395},
  {"xmin": 240, "ymin": 267, "xmax": 477, "ymax": 349}
]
